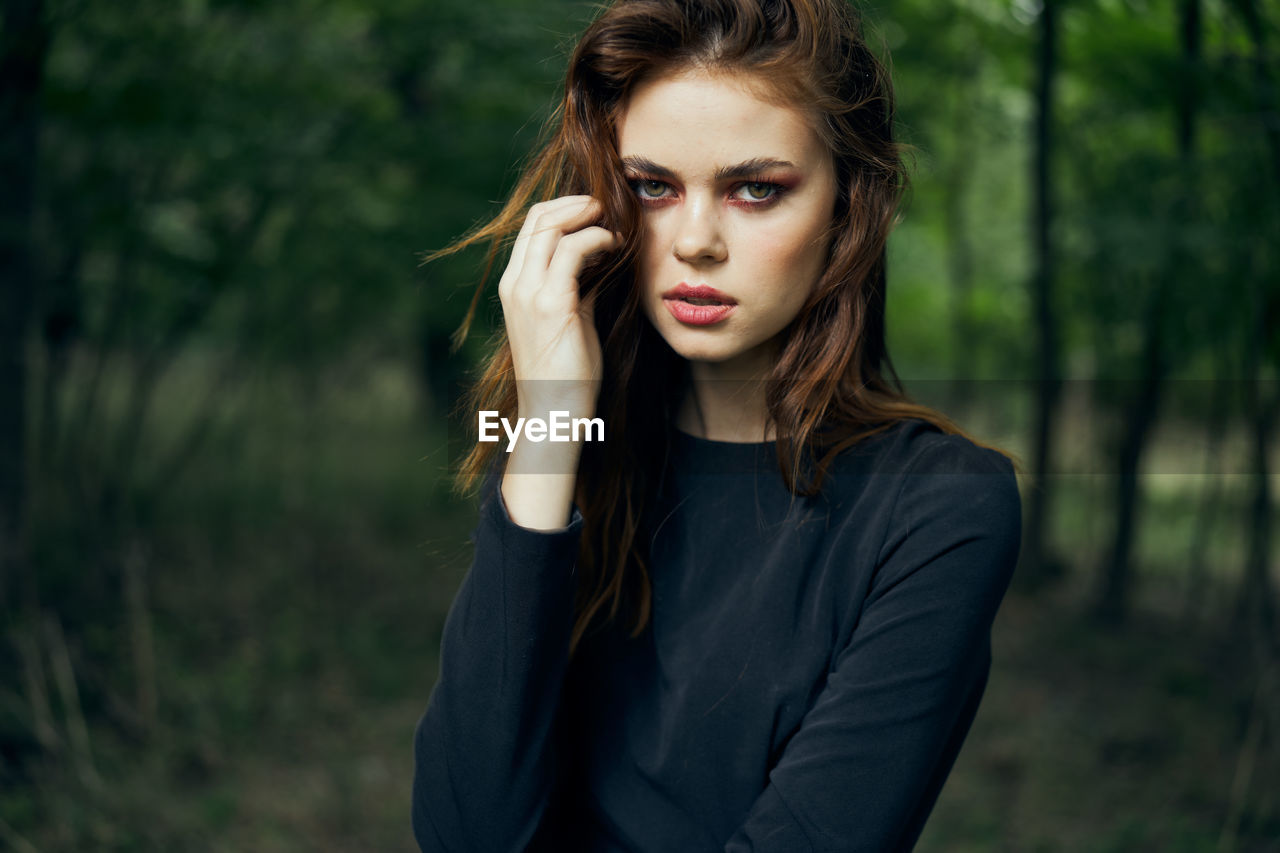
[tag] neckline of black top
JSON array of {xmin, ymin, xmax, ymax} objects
[
  {"xmin": 667, "ymin": 420, "xmax": 925, "ymax": 478},
  {"xmin": 668, "ymin": 427, "xmax": 778, "ymax": 475}
]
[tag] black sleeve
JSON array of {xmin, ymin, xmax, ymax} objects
[
  {"xmin": 723, "ymin": 438, "xmax": 1022, "ymax": 852},
  {"xmin": 411, "ymin": 475, "xmax": 583, "ymax": 852}
]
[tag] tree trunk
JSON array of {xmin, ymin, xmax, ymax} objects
[
  {"xmin": 1184, "ymin": 355, "xmax": 1228, "ymax": 624},
  {"xmin": 0, "ymin": 0, "xmax": 48, "ymax": 612},
  {"xmin": 1094, "ymin": 0, "xmax": 1203, "ymax": 624},
  {"xmin": 1231, "ymin": 0, "xmax": 1279, "ymax": 658},
  {"xmin": 1238, "ymin": 361, "xmax": 1276, "ymax": 651},
  {"xmin": 1178, "ymin": 0, "xmax": 1217, "ymax": 625},
  {"xmin": 1019, "ymin": 0, "xmax": 1062, "ymax": 590},
  {"xmin": 943, "ymin": 79, "xmax": 977, "ymax": 421},
  {"xmin": 1095, "ymin": 291, "xmax": 1164, "ymax": 624},
  {"xmin": 419, "ymin": 323, "xmax": 456, "ymax": 422},
  {"xmin": 1176, "ymin": 0, "xmax": 1201, "ymax": 157}
]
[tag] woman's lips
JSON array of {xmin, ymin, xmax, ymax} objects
[{"xmin": 662, "ymin": 283, "xmax": 736, "ymax": 326}]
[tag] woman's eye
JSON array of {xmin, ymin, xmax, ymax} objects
[
  {"xmin": 632, "ymin": 179, "xmax": 670, "ymax": 200},
  {"xmin": 737, "ymin": 182, "xmax": 778, "ymax": 202}
]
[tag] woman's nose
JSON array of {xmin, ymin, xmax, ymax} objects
[{"xmin": 671, "ymin": 195, "xmax": 727, "ymax": 265}]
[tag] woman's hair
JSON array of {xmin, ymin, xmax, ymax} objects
[{"xmin": 434, "ymin": 0, "xmax": 981, "ymax": 653}]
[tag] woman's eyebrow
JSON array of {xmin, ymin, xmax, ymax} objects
[
  {"xmin": 620, "ymin": 156, "xmax": 676, "ymax": 179},
  {"xmin": 620, "ymin": 156, "xmax": 797, "ymax": 181},
  {"xmin": 714, "ymin": 158, "xmax": 796, "ymax": 181}
]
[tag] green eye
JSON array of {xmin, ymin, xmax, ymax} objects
[
  {"xmin": 634, "ymin": 180, "xmax": 668, "ymax": 198},
  {"xmin": 743, "ymin": 182, "xmax": 775, "ymax": 200}
]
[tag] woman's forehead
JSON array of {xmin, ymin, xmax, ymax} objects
[{"xmin": 616, "ymin": 67, "xmax": 829, "ymax": 175}]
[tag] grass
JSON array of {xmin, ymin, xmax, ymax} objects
[
  {"xmin": 2, "ymin": 358, "xmax": 1277, "ymax": 851},
  {"xmin": 919, "ymin": 587, "xmax": 1277, "ymax": 852}
]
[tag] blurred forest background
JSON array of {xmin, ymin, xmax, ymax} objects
[{"xmin": 1, "ymin": 0, "xmax": 1277, "ymax": 849}]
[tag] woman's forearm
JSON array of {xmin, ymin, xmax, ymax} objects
[{"xmin": 412, "ymin": 482, "xmax": 582, "ymax": 851}]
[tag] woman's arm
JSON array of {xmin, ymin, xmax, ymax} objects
[
  {"xmin": 724, "ymin": 438, "xmax": 1022, "ymax": 852},
  {"xmin": 496, "ymin": 195, "xmax": 616, "ymax": 531},
  {"xmin": 411, "ymin": 473, "xmax": 583, "ymax": 852},
  {"xmin": 412, "ymin": 195, "xmax": 617, "ymax": 850}
]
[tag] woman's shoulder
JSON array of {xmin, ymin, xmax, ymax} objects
[
  {"xmin": 824, "ymin": 418, "xmax": 1021, "ymax": 537},
  {"xmin": 886, "ymin": 418, "xmax": 1020, "ymax": 540},
  {"xmin": 832, "ymin": 417, "xmax": 1016, "ymax": 478}
]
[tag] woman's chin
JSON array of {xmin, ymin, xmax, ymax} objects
[
  {"xmin": 665, "ymin": 339, "xmax": 738, "ymax": 365},
  {"xmin": 645, "ymin": 314, "xmax": 776, "ymax": 372},
  {"xmin": 659, "ymin": 323, "xmax": 783, "ymax": 364}
]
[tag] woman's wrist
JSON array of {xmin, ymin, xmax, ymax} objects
[
  {"xmin": 500, "ymin": 472, "xmax": 579, "ymax": 531},
  {"xmin": 499, "ymin": 435, "xmax": 586, "ymax": 531}
]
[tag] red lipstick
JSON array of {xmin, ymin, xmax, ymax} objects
[{"xmin": 661, "ymin": 283, "xmax": 737, "ymax": 326}]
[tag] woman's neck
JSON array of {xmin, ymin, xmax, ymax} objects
[{"xmin": 676, "ymin": 350, "xmax": 776, "ymax": 443}]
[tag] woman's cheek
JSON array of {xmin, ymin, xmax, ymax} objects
[
  {"xmin": 775, "ymin": 217, "xmax": 832, "ymax": 272},
  {"xmin": 638, "ymin": 219, "xmax": 672, "ymax": 274},
  {"xmin": 748, "ymin": 231, "xmax": 797, "ymax": 272}
]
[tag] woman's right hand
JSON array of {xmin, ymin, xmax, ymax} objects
[
  {"xmin": 497, "ymin": 196, "xmax": 619, "ymax": 530},
  {"xmin": 498, "ymin": 195, "xmax": 619, "ymax": 419}
]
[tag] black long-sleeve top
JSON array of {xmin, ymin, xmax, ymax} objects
[{"xmin": 413, "ymin": 419, "xmax": 1022, "ymax": 851}]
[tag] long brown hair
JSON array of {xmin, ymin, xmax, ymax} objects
[{"xmin": 432, "ymin": 0, "xmax": 987, "ymax": 654}]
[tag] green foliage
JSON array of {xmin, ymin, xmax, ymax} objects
[{"xmin": 4, "ymin": 0, "xmax": 1278, "ymax": 848}]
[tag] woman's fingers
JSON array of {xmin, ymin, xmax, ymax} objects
[
  {"xmin": 516, "ymin": 198, "xmax": 603, "ymax": 281},
  {"xmin": 501, "ymin": 196, "xmax": 597, "ymax": 300},
  {"xmin": 495, "ymin": 195, "xmax": 617, "ymax": 394},
  {"xmin": 545, "ymin": 226, "xmax": 618, "ymax": 297}
]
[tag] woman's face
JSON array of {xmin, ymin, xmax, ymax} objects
[{"xmin": 617, "ymin": 67, "xmax": 838, "ymax": 378}]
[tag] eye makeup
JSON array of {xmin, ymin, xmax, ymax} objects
[
  {"xmin": 620, "ymin": 155, "xmax": 802, "ymax": 211},
  {"xmin": 623, "ymin": 173, "xmax": 796, "ymax": 210},
  {"xmin": 726, "ymin": 179, "xmax": 791, "ymax": 207}
]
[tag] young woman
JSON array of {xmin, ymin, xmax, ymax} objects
[{"xmin": 413, "ymin": 1, "xmax": 1021, "ymax": 850}]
